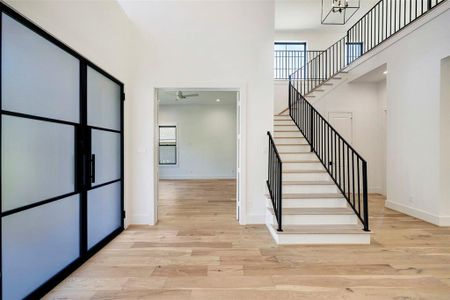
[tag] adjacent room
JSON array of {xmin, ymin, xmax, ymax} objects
[{"xmin": 156, "ymin": 89, "xmax": 239, "ymax": 225}]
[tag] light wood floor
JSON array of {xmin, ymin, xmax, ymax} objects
[{"xmin": 45, "ymin": 179, "xmax": 450, "ymax": 299}]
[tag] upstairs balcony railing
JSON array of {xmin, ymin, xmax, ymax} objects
[
  {"xmin": 274, "ymin": 50, "xmax": 324, "ymax": 80},
  {"xmin": 290, "ymin": 0, "xmax": 446, "ymax": 95}
]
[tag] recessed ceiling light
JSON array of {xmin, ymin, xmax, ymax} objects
[
  {"xmin": 216, "ymin": 99, "xmax": 221, "ymax": 102},
  {"xmin": 383, "ymin": 70, "xmax": 388, "ymax": 75}
]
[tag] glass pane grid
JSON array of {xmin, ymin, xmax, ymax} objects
[{"xmin": 1, "ymin": 13, "xmax": 80, "ymax": 123}]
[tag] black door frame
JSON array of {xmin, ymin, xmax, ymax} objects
[{"xmin": 0, "ymin": 3, "xmax": 125, "ymax": 299}]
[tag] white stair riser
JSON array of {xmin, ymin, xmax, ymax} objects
[
  {"xmin": 274, "ymin": 115, "xmax": 291, "ymax": 119},
  {"xmin": 266, "ymin": 213, "xmax": 358, "ymax": 225},
  {"xmin": 283, "ymin": 172, "xmax": 331, "ymax": 181},
  {"xmin": 284, "ymin": 163, "xmax": 324, "ymax": 171},
  {"xmin": 266, "ymin": 225, "xmax": 370, "ymax": 245},
  {"xmin": 266, "ymin": 198, "xmax": 347, "ymax": 208},
  {"xmin": 278, "ymin": 145, "xmax": 311, "ymax": 152},
  {"xmin": 274, "ymin": 131, "xmax": 303, "ymax": 138},
  {"xmin": 283, "ymin": 184, "xmax": 340, "ymax": 194},
  {"xmin": 274, "ymin": 125, "xmax": 298, "ymax": 131},
  {"xmin": 275, "ymin": 138, "xmax": 306, "ymax": 144},
  {"xmin": 274, "ymin": 120, "xmax": 296, "ymax": 126},
  {"xmin": 280, "ymin": 153, "xmax": 316, "ymax": 160}
]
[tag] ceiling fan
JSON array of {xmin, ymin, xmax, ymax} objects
[{"xmin": 174, "ymin": 91, "xmax": 199, "ymax": 101}]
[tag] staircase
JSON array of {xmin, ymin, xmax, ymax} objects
[
  {"xmin": 266, "ymin": 112, "xmax": 370, "ymax": 245},
  {"xmin": 266, "ymin": 0, "xmax": 447, "ymax": 245}
]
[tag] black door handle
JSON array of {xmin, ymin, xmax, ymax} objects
[{"xmin": 91, "ymin": 154, "xmax": 96, "ymax": 183}]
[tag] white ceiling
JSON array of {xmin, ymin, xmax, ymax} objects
[
  {"xmin": 275, "ymin": 0, "xmax": 380, "ymax": 32},
  {"xmin": 158, "ymin": 90, "xmax": 237, "ymax": 106}
]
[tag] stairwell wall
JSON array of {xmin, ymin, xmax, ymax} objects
[{"xmin": 310, "ymin": 3, "xmax": 450, "ymax": 225}]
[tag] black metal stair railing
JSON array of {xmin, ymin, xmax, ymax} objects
[
  {"xmin": 266, "ymin": 131, "xmax": 283, "ymax": 231},
  {"xmin": 284, "ymin": 0, "xmax": 447, "ymax": 231},
  {"xmin": 290, "ymin": 0, "xmax": 446, "ymax": 96},
  {"xmin": 274, "ymin": 50, "xmax": 325, "ymax": 80},
  {"xmin": 267, "ymin": 0, "xmax": 447, "ymax": 233},
  {"xmin": 288, "ymin": 86, "xmax": 369, "ymax": 231}
]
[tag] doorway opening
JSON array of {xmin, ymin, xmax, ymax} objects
[{"xmin": 155, "ymin": 89, "xmax": 242, "ymax": 225}]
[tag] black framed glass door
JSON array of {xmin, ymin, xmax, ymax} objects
[{"xmin": 0, "ymin": 4, "xmax": 124, "ymax": 299}]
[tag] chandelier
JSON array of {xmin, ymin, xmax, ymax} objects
[{"xmin": 321, "ymin": 0, "xmax": 360, "ymax": 25}]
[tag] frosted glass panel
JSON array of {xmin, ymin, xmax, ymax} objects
[
  {"xmin": 91, "ymin": 129, "xmax": 120, "ymax": 186},
  {"xmin": 2, "ymin": 195, "xmax": 80, "ymax": 300},
  {"xmin": 87, "ymin": 67, "xmax": 121, "ymax": 130},
  {"xmin": 1, "ymin": 115, "xmax": 75, "ymax": 212},
  {"xmin": 88, "ymin": 182, "xmax": 121, "ymax": 249},
  {"xmin": 1, "ymin": 13, "xmax": 79, "ymax": 122}
]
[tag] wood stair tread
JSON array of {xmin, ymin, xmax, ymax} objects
[
  {"xmin": 274, "ymin": 136, "xmax": 304, "ymax": 139},
  {"xmin": 276, "ymin": 144, "xmax": 309, "ymax": 147},
  {"xmin": 282, "ymin": 160, "xmax": 320, "ymax": 163},
  {"xmin": 283, "ymin": 170, "xmax": 327, "ymax": 174},
  {"xmin": 268, "ymin": 207, "xmax": 352, "ymax": 215},
  {"xmin": 282, "ymin": 193, "xmax": 344, "ymax": 199},
  {"xmin": 272, "ymin": 224, "xmax": 367, "ymax": 234},
  {"xmin": 279, "ymin": 151, "xmax": 312, "ymax": 154},
  {"xmin": 283, "ymin": 180, "xmax": 334, "ymax": 185}
]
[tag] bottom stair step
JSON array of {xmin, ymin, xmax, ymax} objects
[
  {"xmin": 266, "ymin": 224, "xmax": 370, "ymax": 245},
  {"xmin": 275, "ymin": 224, "xmax": 366, "ymax": 234}
]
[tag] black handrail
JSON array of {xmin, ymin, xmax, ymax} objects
[
  {"xmin": 288, "ymin": 84, "xmax": 369, "ymax": 231},
  {"xmin": 266, "ymin": 131, "xmax": 283, "ymax": 231},
  {"xmin": 290, "ymin": 0, "xmax": 446, "ymax": 95}
]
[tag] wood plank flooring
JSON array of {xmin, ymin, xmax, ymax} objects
[{"xmin": 44, "ymin": 179, "xmax": 450, "ymax": 299}]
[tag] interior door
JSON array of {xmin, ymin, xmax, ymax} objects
[
  {"xmin": 86, "ymin": 66, "xmax": 124, "ymax": 251},
  {"xmin": 1, "ymin": 12, "xmax": 81, "ymax": 300}
]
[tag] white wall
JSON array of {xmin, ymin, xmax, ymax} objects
[
  {"xmin": 119, "ymin": 0, "xmax": 274, "ymax": 225},
  {"xmin": 274, "ymin": 81, "xmax": 289, "ymax": 114},
  {"xmin": 159, "ymin": 103, "xmax": 237, "ymax": 179},
  {"xmin": 312, "ymin": 3, "xmax": 450, "ymax": 225},
  {"xmin": 7, "ymin": 0, "xmax": 275, "ymax": 225},
  {"xmin": 314, "ymin": 80, "xmax": 387, "ymax": 194}
]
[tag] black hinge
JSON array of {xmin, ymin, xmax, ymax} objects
[
  {"xmin": 121, "ymin": 92, "xmax": 125, "ymax": 101},
  {"xmin": 122, "ymin": 210, "xmax": 126, "ymax": 219}
]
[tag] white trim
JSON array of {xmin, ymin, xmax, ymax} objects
[
  {"xmin": 154, "ymin": 83, "xmax": 248, "ymax": 225},
  {"xmin": 439, "ymin": 216, "xmax": 450, "ymax": 226},
  {"xmin": 246, "ymin": 213, "xmax": 265, "ymax": 224},
  {"xmin": 131, "ymin": 213, "xmax": 156, "ymax": 226},
  {"xmin": 385, "ymin": 201, "xmax": 446, "ymax": 226}
]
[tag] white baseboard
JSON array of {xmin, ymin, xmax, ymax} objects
[
  {"xmin": 385, "ymin": 201, "xmax": 443, "ymax": 226},
  {"xmin": 246, "ymin": 213, "xmax": 265, "ymax": 224},
  {"xmin": 438, "ymin": 215, "xmax": 450, "ymax": 226},
  {"xmin": 130, "ymin": 213, "xmax": 156, "ymax": 225},
  {"xmin": 159, "ymin": 175, "xmax": 236, "ymax": 180}
]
